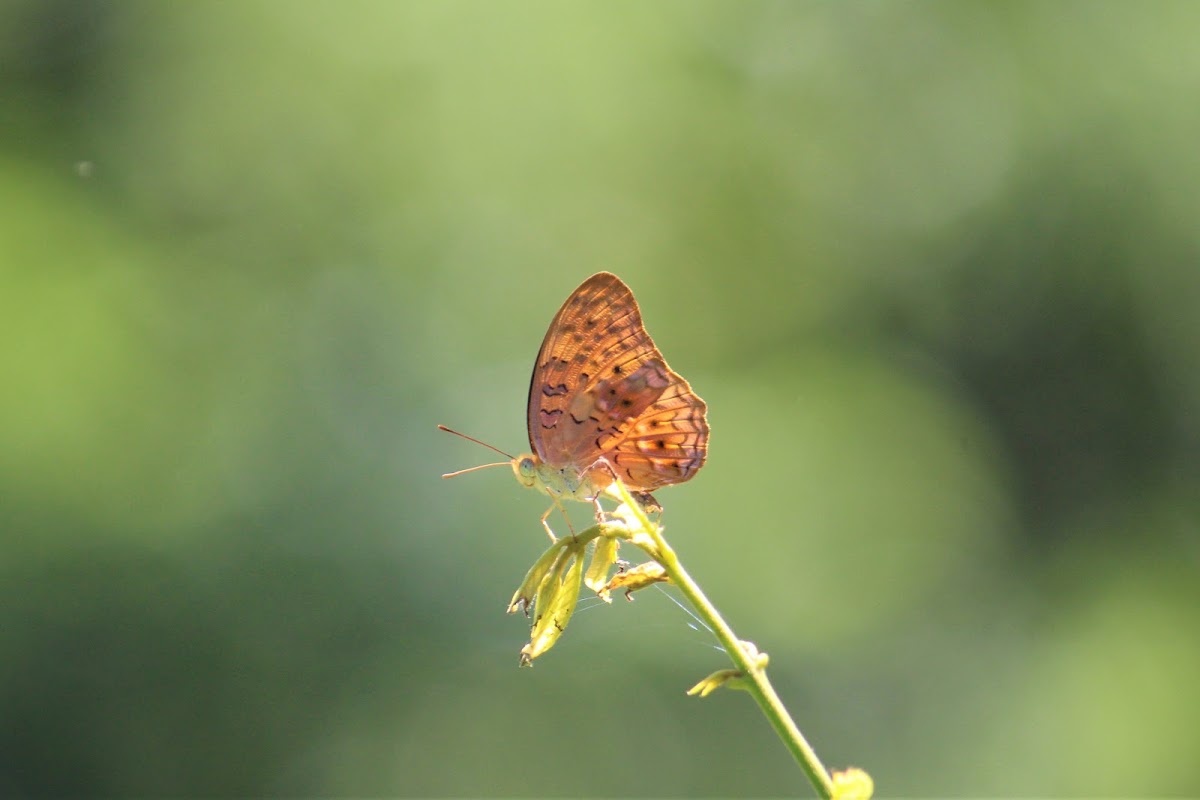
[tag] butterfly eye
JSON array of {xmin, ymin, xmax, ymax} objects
[{"xmin": 511, "ymin": 455, "xmax": 539, "ymax": 489}]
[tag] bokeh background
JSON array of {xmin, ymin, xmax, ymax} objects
[{"xmin": 3, "ymin": 1, "xmax": 1199, "ymax": 796}]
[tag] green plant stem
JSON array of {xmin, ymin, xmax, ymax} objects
[{"xmin": 615, "ymin": 485, "xmax": 836, "ymax": 800}]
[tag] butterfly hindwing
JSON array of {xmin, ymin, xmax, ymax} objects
[{"xmin": 606, "ymin": 370, "xmax": 708, "ymax": 490}]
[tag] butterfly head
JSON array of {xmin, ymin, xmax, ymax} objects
[
  {"xmin": 510, "ymin": 453, "xmax": 564, "ymax": 495},
  {"xmin": 512, "ymin": 454, "xmax": 540, "ymax": 489}
]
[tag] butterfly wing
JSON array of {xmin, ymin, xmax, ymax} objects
[
  {"xmin": 527, "ymin": 272, "xmax": 708, "ymax": 492},
  {"xmin": 599, "ymin": 366, "xmax": 708, "ymax": 491}
]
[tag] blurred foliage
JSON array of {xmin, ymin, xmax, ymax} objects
[{"xmin": 2, "ymin": 1, "xmax": 1198, "ymax": 796}]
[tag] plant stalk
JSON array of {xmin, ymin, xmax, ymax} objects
[{"xmin": 615, "ymin": 484, "xmax": 836, "ymax": 800}]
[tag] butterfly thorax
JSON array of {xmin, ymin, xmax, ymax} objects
[{"xmin": 512, "ymin": 453, "xmax": 609, "ymax": 503}]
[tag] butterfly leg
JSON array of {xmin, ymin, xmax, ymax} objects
[
  {"xmin": 540, "ymin": 497, "xmax": 577, "ymax": 542},
  {"xmin": 539, "ymin": 505, "xmax": 558, "ymax": 542},
  {"xmin": 591, "ymin": 495, "xmax": 607, "ymax": 524},
  {"xmin": 555, "ymin": 498, "xmax": 579, "ymax": 542}
]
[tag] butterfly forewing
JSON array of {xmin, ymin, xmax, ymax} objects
[
  {"xmin": 526, "ymin": 272, "xmax": 708, "ymax": 493},
  {"xmin": 527, "ymin": 273, "xmax": 655, "ymax": 464}
]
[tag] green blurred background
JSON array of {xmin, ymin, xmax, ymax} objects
[{"xmin": 2, "ymin": 1, "xmax": 1198, "ymax": 796}]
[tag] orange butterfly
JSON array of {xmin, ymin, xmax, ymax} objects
[{"xmin": 442, "ymin": 272, "xmax": 708, "ymax": 538}]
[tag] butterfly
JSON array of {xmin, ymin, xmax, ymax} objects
[{"xmin": 441, "ymin": 272, "xmax": 709, "ymax": 539}]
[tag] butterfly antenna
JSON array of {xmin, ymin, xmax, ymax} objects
[
  {"xmin": 441, "ymin": 461, "xmax": 510, "ymax": 479},
  {"xmin": 438, "ymin": 424, "xmax": 517, "ymax": 479},
  {"xmin": 437, "ymin": 425, "xmax": 516, "ymax": 459}
]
